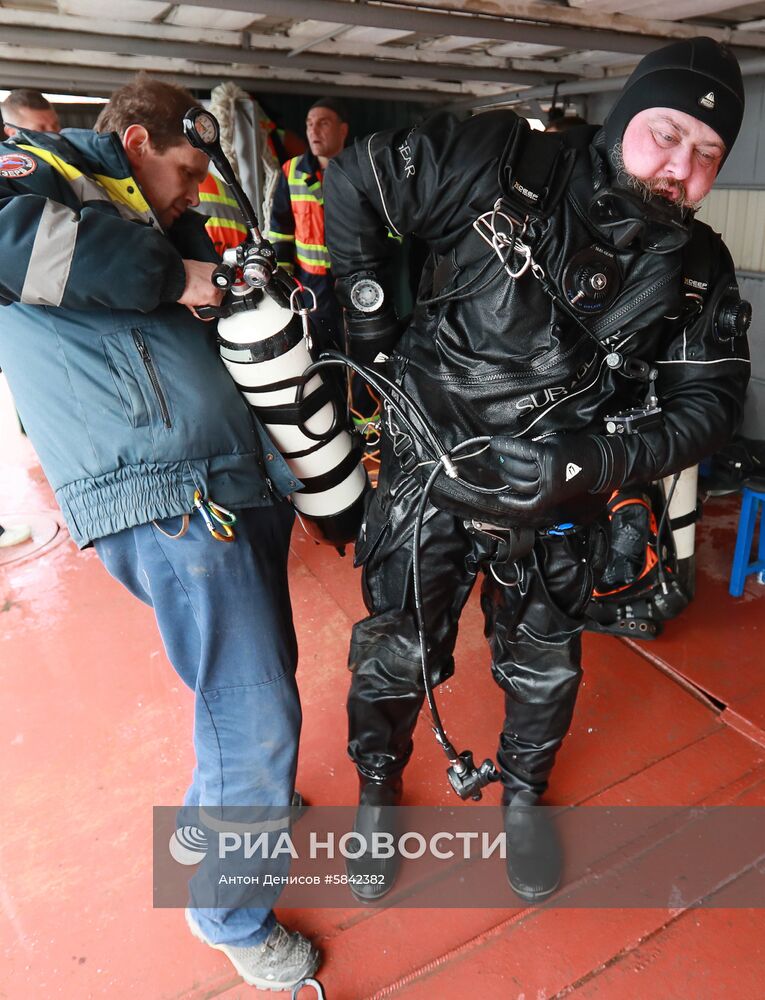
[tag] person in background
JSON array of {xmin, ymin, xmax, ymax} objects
[
  {"xmin": 1, "ymin": 88, "xmax": 60, "ymax": 136},
  {"xmin": 545, "ymin": 108, "xmax": 588, "ymax": 132},
  {"xmin": 267, "ymin": 97, "xmax": 349, "ymax": 351},
  {"xmin": 268, "ymin": 96, "xmax": 382, "ymax": 450},
  {"xmin": 0, "ymin": 89, "xmax": 59, "ymax": 551}
]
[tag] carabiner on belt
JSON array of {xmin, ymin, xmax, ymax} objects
[{"xmin": 193, "ymin": 490, "xmax": 237, "ymax": 542}]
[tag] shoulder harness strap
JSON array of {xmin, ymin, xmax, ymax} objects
[
  {"xmin": 681, "ymin": 221, "xmax": 720, "ymax": 301},
  {"xmin": 498, "ymin": 120, "xmax": 578, "ymax": 220}
]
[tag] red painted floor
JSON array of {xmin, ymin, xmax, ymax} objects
[{"xmin": 2, "ymin": 373, "xmax": 765, "ymax": 1000}]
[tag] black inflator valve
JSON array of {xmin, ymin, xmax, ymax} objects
[
  {"xmin": 562, "ymin": 245, "xmax": 622, "ymax": 314},
  {"xmin": 714, "ymin": 287, "xmax": 752, "ymax": 342}
]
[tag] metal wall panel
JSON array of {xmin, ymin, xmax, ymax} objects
[{"xmin": 696, "ymin": 190, "xmax": 765, "ymax": 272}]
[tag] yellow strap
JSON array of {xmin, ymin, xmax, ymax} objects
[
  {"xmin": 295, "ymin": 238, "xmax": 328, "ymax": 251},
  {"xmin": 287, "ymin": 191, "xmax": 324, "ymax": 204},
  {"xmin": 199, "ymin": 190, "xmax": 240, "ymax": 209}
]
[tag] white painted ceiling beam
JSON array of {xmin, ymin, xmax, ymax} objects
[
  {"xmin": 0, "ymin": 44, "xmax": 508, "ymax": 99},
  {"xmin": 0, "ymin": 60, "xmax": 452, "ymax": 103},
  {"xmin": 567, "ymin": 0, "xmax": 754, "ymax": 17},
  {"xmin": 177, "ymin": 0, "xmax": 765, "ymax": 50},
  {"xmin": 393, "ymin": 0, "xmax": 765, "ymax": 47},
  {"xmin": 0, "ymin": 9, "xmax": 571, "ymax": 76},
  {"xmin": 0, "ymin": 23, "xmax": 567, "ymax": 86}
]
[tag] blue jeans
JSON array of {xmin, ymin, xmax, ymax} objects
[{"xmin": 95, "ymin": 503, "xmax": 301, "ymax": 946}]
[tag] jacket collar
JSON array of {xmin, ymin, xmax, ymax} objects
[{"xmin": 9, "ymin": 127, "xmax": 133, "ymax": 179}]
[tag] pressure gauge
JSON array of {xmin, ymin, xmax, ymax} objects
[
  {"xmin": 350, "ymin": 277, "xmax": 384, "ymax": 313},
  {"xmin": 183, "ymin": 107, "xmax": 220, "ymax": 151},
  {"xmin": 193, "ymin": 112, "xmax": 218, "ymax": 145}
]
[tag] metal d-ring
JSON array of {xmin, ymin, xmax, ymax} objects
[
  {"xmin": 290, "ymin": 285, "xmax": 317, "ymax": 315},
  {"xmin": 292, "ymin": 978, "xmax": 326, "ymax": 999}
]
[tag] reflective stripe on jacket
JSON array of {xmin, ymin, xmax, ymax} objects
[
  {"xmin": 267, "ymin": 152, "xmax": 331, "ymax": 276},
  {"xmin": 198, "ymin": 171, "xmax": 248, "ymax": 256}
]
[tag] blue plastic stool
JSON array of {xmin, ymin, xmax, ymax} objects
[{"xmin": 729, "ymin": 485, "xmax": 765, "ymax": 597}]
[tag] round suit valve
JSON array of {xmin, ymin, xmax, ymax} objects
[
  {"xmin": 605, "ymin": 351, "xmax": 622, "ymax": 370},
  {"xmin": 242, "ymin": 261, "xmax": 272, "ymax": 288},
  {"xmin": 715, "ymin": 289, "xmax": 752, "ymax": 342},
  {"xmin": 350, "ymin": 277, "xmax": 384, "ymax": 313},
  {"xmin": 562, "ymin": 246, "xmax": 622, "ymax": 313}
]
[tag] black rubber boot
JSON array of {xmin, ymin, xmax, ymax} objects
[
  {"xmin": 503, "ymin": 788, "xmax": 562, "ymax": 903},
  {"xmin": 345, "ymin": 775, "xmax": 403, "ymax": 902}
]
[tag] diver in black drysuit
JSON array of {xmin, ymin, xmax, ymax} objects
[{"xmin": 323, "ymin": 38, "xmax": 751, "ymax": 901}]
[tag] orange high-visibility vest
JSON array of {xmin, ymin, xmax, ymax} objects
[
  {"xmin": 198, "ymin": 172, "xmax": 248, "ymax": 257},
  {"xmin": 267, "ymin": 154, "xmax": 331, "ymax": 276}
]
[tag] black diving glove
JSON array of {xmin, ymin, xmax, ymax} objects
[{"xmin": 489, "ymin": 434, "xmax": 626, "ymax": 517}]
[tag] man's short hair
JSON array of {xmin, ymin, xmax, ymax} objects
[
  {"xmin": 308, "ymin": 97, "xmax": 349, "ymax": 124},
  {"xmin": 1, "ymin": 88, "xmax": 52, "ymax": 117},
  {"xmin": 95, "ymin": 74, "xmax": 196, "ymax": 152}
]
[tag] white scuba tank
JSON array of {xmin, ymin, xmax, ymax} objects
[{"xmin": 218, "ymin": 292, "xmax": 367, "ymax": 544}]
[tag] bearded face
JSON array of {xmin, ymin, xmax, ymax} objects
[{"xmin": 612, "ymin": 108, "xmax": 725, "ymax": 211}]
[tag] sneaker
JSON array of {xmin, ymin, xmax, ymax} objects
[
  {"xmin": 0, "ymin": 524, "xmax": 32, "ymax": 548},
  {"xmin": 185, "ymin": 909, "xmax": 320, "ymax": 991}
]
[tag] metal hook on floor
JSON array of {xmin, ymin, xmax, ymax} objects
[{"xmin": 292, "ymin": 977, "xmax": 326, "ymax": 999}]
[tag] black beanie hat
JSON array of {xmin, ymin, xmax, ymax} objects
[
  {"xmin": 604, "ymin": 37, "xmax": 744, "ymax": 165},
  {"xmin": 308, "ymin": 97, "xmax": 349, "ymax": 123}
]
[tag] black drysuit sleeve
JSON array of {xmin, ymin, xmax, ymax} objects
[
  {"xmin": 324, "ymin": 109, "xmax": 523, "ymax": 280},
  {"xmin": 606, "ymin": 239, "xmax": 750, "ymax": 490}
]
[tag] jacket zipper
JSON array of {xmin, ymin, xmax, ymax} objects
[
  {"xmin": 131, "ymin": 329, "xmax": 172, "ymax": 428},
  {"xmin": 409, "ymin": 334, "xmax": 595, "ymax": 386},
  {"xmin": 589, "ymin": 264, "xmax": 680, "ymax": 338}
]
